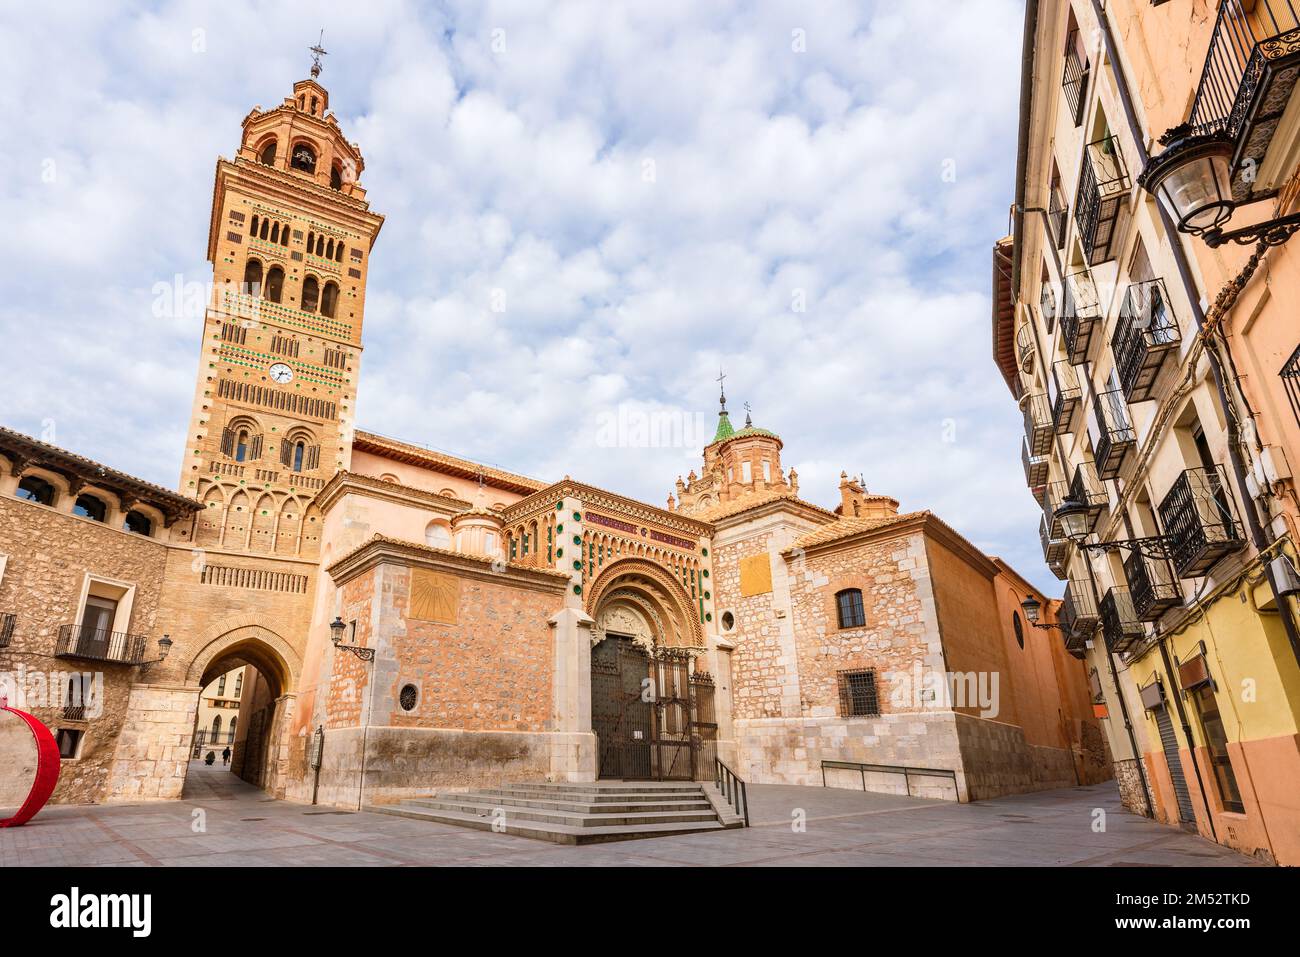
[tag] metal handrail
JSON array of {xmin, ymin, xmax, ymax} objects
[
  {"xmin": 55, "ymin": 623, "xmax": 149, "ymax": 664},
  {"xmin": 714, "ymin": 758, "xmax": 749, "ymax": 827},
  {"xmin": 820, "ymin": 760, "xmax": 961, "ymax": 801}
]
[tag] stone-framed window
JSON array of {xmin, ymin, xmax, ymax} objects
[{"xmin": 837, "ymin": 669, "xmax": 880, "ymax": 717}]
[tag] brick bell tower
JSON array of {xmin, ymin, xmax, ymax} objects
[{"xmin": 175, "ymin": 49, "xmax": 384, "ymax": 557}]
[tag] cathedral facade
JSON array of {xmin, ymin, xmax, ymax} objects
[{"xmin": 0, "ymin": 72, "xmax": 1108, "ymax": 812}]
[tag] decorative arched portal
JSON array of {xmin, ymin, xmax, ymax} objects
[
  {"xmin": 583, "ymin": 559, "xmax": 714, "ymax": 780},
  {"xmin": 180, "ymin": 622, "xmax": 301, "ymax": 798}
]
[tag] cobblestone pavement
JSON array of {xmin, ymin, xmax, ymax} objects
[{"xmin": 0, "ymin": 762, "xmax": 1262, "ymax": 867}]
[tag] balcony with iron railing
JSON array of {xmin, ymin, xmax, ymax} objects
[
  {"xmin": 1091, "ymin": 389, "xmax": 1136, "ymax": 480},
  {"xmin": 1114, "ymin": 278, "xmax": 1182, "ymax": 403},
  {"xmin": 1061, "ymin": 269, "xmax": 1101, "ymax": 365},
  {"xmin": 1100, "ymin": 586, "xmax": 1146, "ymax": 654},
  {"xmin": 1040, "ymin": 513, "xmax": 1069, "ymax": 581},
  {"xmin": 55, "ymin": 624, "xmax": 149, "ymax": 665},
  {"xmin": 1069, "ymin": 459, "xmax": 1109, "ymax": 533},
  {"xmin": 1058, "ymin": 579, "xmax": 1099, "ymax": 658},
  {"xmin": 0, "ymin": 612, "xmax": 14, "ymax": 648},
  {"xmin": 1040, "ymin": 480, "xmax": 1069, "ymax": 539},
  {"xmin": 1123, "ymin": 546, "xmax": 1183, "ymax": 621},
  {"xmin": 1017, "ymin": 322, "xmax": 1036, "ymax": 374},
  {"xmin": 1022, "ymin": 436, "xmax": 1049, "ymax": 489},
  {"xmin": 1050, "ymin": 360, "xmax": 1081, "ymax": 434},
  {"xmin": 1158, "ymin": 465, "xmax": 1247, "ymax": 577},
  {"xmin": 1023, "ymin": 392, "xmax": 1054, "ymax": 457},
  {"xmin": 1076, "ymin": 135, "xmax": 1131, "ymax": 266},
  {"xmin": 1281, "ymin": 342, "xmax": 1300, "ymax": 430},
  {"xmin": 1061, "ymin": 29, "xmax": 1090, "ymax": 127},
  {"xmin": 1187, "ymin": 0, "xmax": 1300, "ymax": 203}
]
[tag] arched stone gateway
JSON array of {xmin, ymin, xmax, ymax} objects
[
  {"xmin": 585, "ymin": 559, "xmax": 716, "ymax": 780},
  {"xmin": 104, "ymin": 623, "xmax": 301, "ymax": 803}
]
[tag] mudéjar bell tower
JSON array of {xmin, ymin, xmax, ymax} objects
[{"xmin": 175, "ymin": 47, "xmax": 384, "ymax": 558}]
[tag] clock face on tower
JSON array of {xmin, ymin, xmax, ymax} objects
[{"xmin": 269, "ymin": 363, "xmax": 294, "ymax": 384}]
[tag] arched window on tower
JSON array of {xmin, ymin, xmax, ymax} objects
[
  {"xmin": 320, "ymin": 282, "xmax": 339, "ymax": 318},
  {"xmin": 306, "ymin": 231, "xmax": 315, "ymax": 253},
  {"xmin": 280, "ymin": 223, "xmax": 289, "ymax": 246},
  {"xmin": 315, "ymin": 235, "xmax": 325, "ymax": 257},
  {"xmin": 301, "ymin": 276, "xmax": 319, "ymax": 313},
  {"xmin": 330, "ymin": 164, "xmax": 343, "ymax": 190},
  {"xmin": 266, "ymin": 266, "xmax": 284, "ymax": 303},
  {"xmin": 291, "ymin": 142, "xmax": 316, "ymax": 174},
  {"xmin": 292, "ymin": 441, "xmax": 306, "ymax": 473},
  {"xmin": 235, "ymin": 430, "xmax": 249, "ymax": 462},
  {"xmin": 270, "ymin": 222, "xmax": 279, "ymax": 244},
  {"xmin": 249, "ymin": 214, "xmax": 259, "ymax": 236},
  {"xmin": 259, "ymin": 218, "xmax": 269, "ymax": 240},
  {"xmin": 243, "ymin": 259, "xmax": 263, "ymax": 297},
  {"xmin": 335, "ymin": 243, "xmax": 344, "ymax": 263},
  {"xmin": 325, "ymin": 239, "xmax": 334, "ymax": 260},
  {"xmin": 259, "ymin": 139, "xmax": 277, "ymax": 165}
]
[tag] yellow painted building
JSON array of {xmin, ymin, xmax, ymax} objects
[{"xmin": 994, "ymin": 0, "xmax": 1300, "ymax": 864}]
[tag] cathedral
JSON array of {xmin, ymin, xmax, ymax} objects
[{"xmin": 0, "ymin": 68, "xmax": 1109, "ymax": 815}]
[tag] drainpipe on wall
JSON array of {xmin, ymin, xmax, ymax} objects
[{"xmin": 1090, "ymin": 0, "xmax": 1300, "ymax": 670}]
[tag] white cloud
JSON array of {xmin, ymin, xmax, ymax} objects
[{"xmin": 0, "ymin": 0, "xmax": 1055, "ymax": 590}]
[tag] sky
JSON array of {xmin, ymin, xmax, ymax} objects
[{"xmin": 0, "ymin": 0, "xmax": 1056, "ymax": 591}]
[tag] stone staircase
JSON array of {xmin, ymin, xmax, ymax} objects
[{"xmin": 368, "ymin": 780, "xmax": 746, "ymax": 844}]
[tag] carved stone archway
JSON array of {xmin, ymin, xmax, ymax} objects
[{"xmin": 584, "ymin": 557, "xmax": 705, "ymax": 652}]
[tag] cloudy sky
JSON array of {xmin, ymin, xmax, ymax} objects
[{"xmin": 0, "ymin": 1, "xmax": 1053, "ymax": 589}]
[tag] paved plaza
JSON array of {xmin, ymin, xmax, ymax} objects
[{"xmin": 0, "ymin": 762, "xmax": 1261, "ymax": 867}]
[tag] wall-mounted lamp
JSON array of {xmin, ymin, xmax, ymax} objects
[{"xmin": 330, "ymin": 615, "xmax": 374, "ymax": 661}]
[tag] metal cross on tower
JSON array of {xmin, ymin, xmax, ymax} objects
[{"xmin": 309, "ymin": 30, "xmax": 328, "ymax": 79}]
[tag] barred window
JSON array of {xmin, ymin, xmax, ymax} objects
[
  {"xmin": 838, "ymin": 669, "xmax": 879, "ymax": 717},
  {"xmin": 836, "ymin": 588, "xmax": 865, "ymax": 629}
]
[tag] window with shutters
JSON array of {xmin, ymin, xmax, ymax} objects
[
  {"xmin": 838, "ymin": 669, "xmax": 880, "ymax": 717},
  {"xmin": 835, "ymin": 588, "xmax": 866, "ymax": 629}
]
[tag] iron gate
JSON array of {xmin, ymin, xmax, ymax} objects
[{"xmin": 591, "ymin": 637, "xmax": 711, "ymax": 781}]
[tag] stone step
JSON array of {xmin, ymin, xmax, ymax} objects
[
  {"xmin": 430, "ymin": 791, "xmax": 715, "ymax": 815},
  {"xmin": 368, "ymin": 802, "xmax": 726, "ymax": 845},
  {"xmin": 409, "ymin": 796, "xmax": 719, "ymax": 828},
  {"xmin": 511, "ymin": 780, "xmax": 706, "ymax": 794},
  {"xmin": 476, "ymin": 785, "xmax": 710, "ymax": 805}
]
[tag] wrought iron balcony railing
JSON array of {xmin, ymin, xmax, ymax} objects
[
  {"xmin": 1187, "ymin": 0, "xmax": 1300, "ymax": 204},
  {"xmin": 1017, "ymin": 322, "xmax": 1036, "ymax": 373},
  {"xmin": 61, "ymin": 704, "xmax": 89, "ymax": 721},
  {"xmin": 0, "ymin": 612, "xmax": 14, "ymax": 648},
  {"xmin": 1040, "ymin": 514, "xmax": 1068, "ymax": 581},
  {"xmin": 1022, "ymin": 436, "xmax": 1049, "ymax": 489},
  {"xmin": 1059, "ymin": 579, "xmax": 1099, "ymax": 658},
  {"xmin": 1048, "ymin": 187, "xmax": 1069, "ymax": 250},
  {"xmin": 1091, "ymin": 389, "xmax": 1136, "ymax": 480},
  {"xmin": 1069, "ymin": 460, "xmax": 1109, "ymax": 533},
  {"xmin": 1114, "ymin": 278, "xmax": 1181, "ymax": 403},
  {"xmin": 1061, "ymin": 29, "xmax": 1090, "ymax": 127},
  {"xmin": 1040, "ymin": 480, "xmax": 1069, "ymax": 538},
  {"xmin": 55, "ymin": 624, "xmax": 149, "ymax": 664},
  {"xmin": 1061, "ymin": 269, "xmax": 1101, "ymax": 365},
  {"xmin": 1050, "ymin": 360, "xmax": 1081, "ymax": 434},
  {"xmin": 1124, "ymin": 546, "xmax": 1183, "ymax": 621},
  {"xmin": 1100, "ymin": 586, "xmax": 1145, "ymax": 654},
  {"xmin": 1158, "ymin": 465, "xmax": 1247, "ymax": 577},
  {"xmin": 1076, "ymin": 135, "xmax": 1131, "ymax": 266},
  {"xmin": 1282, "ymin": 342, "xmax": 1300, "ymax": 430},
  {"xmin": 1023, "ymin": 392, "xmax": 1054, "ymax": 457}
]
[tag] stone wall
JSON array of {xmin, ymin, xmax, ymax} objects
[
  {"xmin": 102, "ymin": 684, "xmax": 199, "ymax": 802},
  {"xmin": 735, "ymin": 712, "xmax": 966, "ymax": 798},
  {"xmin": 952, "ymin": 712, "xmax": 1078, "ymax": 800},
  {"xmin": 0, "ymin": 495, "xmax": 170, "ymax": 804}
]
